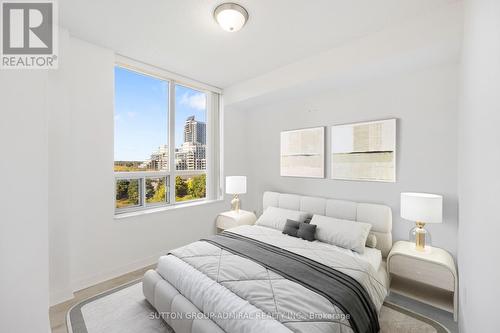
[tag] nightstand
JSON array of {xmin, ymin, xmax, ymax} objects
[
  {"xmin": 216, "ymin": 210, "xmax": 257, "ymax": 232},
  {"xmin": 387, "ymin": 241, "xmax": 458, "ymax": 321}
]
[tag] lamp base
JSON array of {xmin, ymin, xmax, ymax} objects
[
  {"xmin": 409, "ymin": 222, "xmax": 432, "ymax": 253},
  {"xmin": 230, "ymin": 194, "xmax": 240, "ymax": 213}
]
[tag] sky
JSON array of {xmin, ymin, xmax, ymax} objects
[{"xmin": 114, "ymin": 66, "xmax": 207, "ymax": 161}]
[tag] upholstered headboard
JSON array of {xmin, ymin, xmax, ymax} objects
[{"xmin": 263, "ymin": 191, "xmax": 393, "ymax": 257}]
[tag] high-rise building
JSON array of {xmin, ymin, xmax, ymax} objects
[
  {"xmin": 175, "ymin": 142, "xmax": 206, "ymax": 170},
  {"xmin": 184, "ymin": 116, "xmax": 206, "ymax": 145},
  {"xmin": 142, "ymin": 116, "xmax": 206, "ymax": 171},
  {"xmin": 150, "ymin": 144, "xmax": 169, "ymax": 170},
  {"xmin": 140, "ymin": 144, "xmax": 169, "ymax": 170},
  {"xmin": 177, "ymin": 116, "xmax": 206, "ymax": 170}
]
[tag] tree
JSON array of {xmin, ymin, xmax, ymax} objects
[
  {"xmin": 189, "ymin": 174, "xmax": 206, "ymax": 199},
  {"xmin": 116, "ymin": 180, "xmax": 129, "ymax": 200},
  {"xmin": 145, "ymin": 178, "xmax": 166, "ymax": 203},
  {"xmin": 127, "ymin": 179, "xmax": 139, "ymax": 204},
  {"xmin": 145, "ymin": 179, "xmax": 154, "ymax": 201},
  {"xmin": 175, "ymin": 176, "xmax": 188, "ymax": 197},
  {"xmin": 152, "ymin": 183, "xmax": 166, "ymax": 202}
]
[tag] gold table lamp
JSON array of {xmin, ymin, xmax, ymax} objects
[
  {"xmin": 401, "ymin": 193, "xmax": 443, "ymax": 252},
  {"xmin": 225, "ymin": 176, "xmax": 247, "ymax": 213}
]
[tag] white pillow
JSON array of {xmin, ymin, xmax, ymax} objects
[
  {"xmin": 256, "ymin": 207, "xmax": 310, "ymax": 231},
  {"xmin": 312, "ymin": 215, "xmax": 372, "ymax": 254}
]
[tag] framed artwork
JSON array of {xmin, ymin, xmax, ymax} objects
[
  {"xmin": 331, "ymin": 119, "xmax": 396, "ymax": 182},
  {"xmin": 280, "ymin": 127, "xmax": 325, "ymax": 178}
]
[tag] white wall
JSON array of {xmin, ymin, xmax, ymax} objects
[
  {"xmin": 48, "ymin": 29, "xmax": 74, "ymax": 304},
  {"xmin": 0, "ymin": 72, "xmax": 50, "ymax": 332},
  {"xmin": 458, "ymin": 0, "xmax": 500, "ymax": 331},
  {"xmin": 222, "ymin": 5, "xmax": 462, "ymax": 257},
  {"xmin": 235, "ymin": 63, "xmax": 459, "ymax": 256},
  {"xmin": 48, "ymin": 34, "xmax": 247, "ymax": 303}
]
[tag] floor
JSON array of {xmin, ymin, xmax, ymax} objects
[
  {"xmin": 51, "ymin": 264, "xmax": 458, "ymax": 333},
  {"xmin": 386, "ymin": 292, "xmax": 458, "ymax": 333},
  {"xmin": 49, "ymin": 265, "xmax": 156, "ymax": 333}
]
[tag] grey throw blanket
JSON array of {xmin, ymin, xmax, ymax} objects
[{"xmin": 201, "ymin": 232, "xmax": 380, "ymax": 333}]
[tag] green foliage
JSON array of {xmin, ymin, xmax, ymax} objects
[
  {"xmin": 175, "ymin": 176, "xmax": 188, "ymax": 197},
  {"xmin": 152, "ymin": 183, "xmax": 166, "ymax": 203},
  {"xmin": 176, "ymin": 194, "xmax": 194, "ymax": 202},
  {"xmin": 114, "ymin": 161, "xmax": 144, "ymax": 172},
  {"xmin": 127, "ymin": 179, "xmax": 139, "ymax": 204},
  {"xmin": 145, "ymin": 180, "xmax": 153, "ymax": 200},
  {"xmin": 115, "ymin": 179, "xmax": 139, "ymax": 208},
  {"xmin": 146, "ymin": 178, "xmax": 166, "ymax": 203},
  {"xmin": 116, "ymin": 180, "xmax": 129, "ymax": 200},
  {"xmin": 189, "ymin": 174, "xmax": 206, "ymax": 199},
  {"xmin": 175, "ymin": 174, "xmax": 206, "ymax": 201},
  {"xmin": 116, "ymin": 174, "xmax": 205, "ymax": 208}
]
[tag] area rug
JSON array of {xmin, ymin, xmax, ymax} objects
[{"xmin": 67, "ymin": 280, "xmax": 449, "ymax": 333}]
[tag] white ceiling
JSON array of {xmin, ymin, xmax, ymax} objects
[{"xmin": 60, "ymin": 0, "xmax": 458, "ymax": 88}]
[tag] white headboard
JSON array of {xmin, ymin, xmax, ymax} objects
[{"xmin": 263, "ymin": 191, "xmax": 393, "ymax": 257}]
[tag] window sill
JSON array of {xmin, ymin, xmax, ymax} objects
[{"xmin": 114, "ymin": 198, "xmax": 225, "ymax": 220}]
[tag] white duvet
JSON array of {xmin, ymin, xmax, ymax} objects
[{"xmin": 157, "ymin": 225, "xmax": 388, "ymax": 333}]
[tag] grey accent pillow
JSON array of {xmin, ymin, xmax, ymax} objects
[
  {"xmin": 297, "ymin": 223, "xmax": 317, "ymax": 241},
  {"xmin": 282, "ymin": 219, "xmax": 300, "ymax": 237},
  {"xmin": 365, "ymin": 234, "xmax": 377, "ymax": 248}
]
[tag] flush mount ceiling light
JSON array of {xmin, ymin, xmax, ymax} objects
[{"xmin": 214, "ymin": 3, "xmax": 249, "ymax": 32}]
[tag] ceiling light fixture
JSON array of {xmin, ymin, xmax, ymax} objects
[{"xmin": 214, "ymin": 3, "xmax": 249, "ymax": 32}]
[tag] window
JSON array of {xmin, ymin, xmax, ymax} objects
[
  {"xmin": 115, "ymin": 179, "xmax": 141, "ymax": 209},
  {"xmin": 175, "ymin": 84, "xmax": 207, "ymax": 202},
  {"xmin": 114, "ymin": 60, "xmax": 221, "ymax": 214}
]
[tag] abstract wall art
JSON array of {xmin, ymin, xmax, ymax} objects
[
  {"xmin": 331, "ymin": 119, "xmax": 396, "ymax": 182},
  {"xmin": 280, "ymin": 127, "xmax": 325, "ymax": 178}
]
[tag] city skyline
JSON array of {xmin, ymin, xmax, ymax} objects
[{"xmin": 137, "ymin": 115, "xmax": 207, "ymax": 171}]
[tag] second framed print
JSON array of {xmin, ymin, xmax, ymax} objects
[{"xmin": 331, "ymin": 119, "xmax": 396, "ymax": 182}]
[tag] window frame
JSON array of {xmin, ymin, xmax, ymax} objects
[{"xmin": 114, "ymin": 55, "xmax": 223, "ymax": 215}]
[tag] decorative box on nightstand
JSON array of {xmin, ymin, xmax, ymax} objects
[
  {"xmin": 387, "ymin": 241, "xmax": 458, "ymax": 321},
  {"xmin": 216, "ymin": 210, "xmax": 257, "ymax": 232}
]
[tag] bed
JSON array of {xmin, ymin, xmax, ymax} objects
[{"xmin": 143, "ymin": 191, "xmax": 393, "ymax": 333}]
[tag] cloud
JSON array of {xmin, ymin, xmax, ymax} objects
[
  {"xmin": 179, "ymin": 92, "xmax": 206, "ymax": 111},
  {"xmin": 127, "ymin": 111, "xmax": 137, "ymax": 118},
  {"xmin": 114, "ymin": 114, "xmax": 121, "ymax": 122}
]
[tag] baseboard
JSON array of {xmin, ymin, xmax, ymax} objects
[
  {"xmin": 71, "ymin": 252, "xmax": 163, "ymax": 293},
  {"xmin": 49, "ymin": 252, "xmax": 164, "ymax": 307}
]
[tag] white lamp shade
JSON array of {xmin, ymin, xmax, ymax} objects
[
  {"xmin": 401, "ymin": 192, "xmax": 443, "ymax": 223},
  {"xmin": 226, "ymin": 176, "xmax": 247, "ymax": 194}
]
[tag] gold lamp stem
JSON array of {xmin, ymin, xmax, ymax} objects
[
  {"xmin": 231, "ymin": 194, "xmax": 240, "ymax": 213},
  {"xmin": 415, "ymin": 221, "xmax": 427, "ymax": 251}
]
